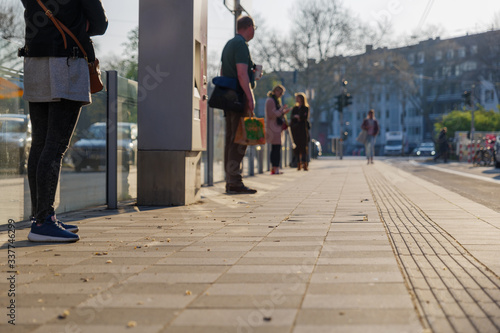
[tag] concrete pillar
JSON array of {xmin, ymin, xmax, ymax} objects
[{"xmin": 137, "ymin": 0, "xmax": 207, "ymax": 206}]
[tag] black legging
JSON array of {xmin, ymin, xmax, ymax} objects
[
  {"xmin": 28, "ymin": 100, "xmax": 83, "ymax": 222},
  {"xmin": 270, "ymin": 144, "xmax": 281, "ymax": 167}
]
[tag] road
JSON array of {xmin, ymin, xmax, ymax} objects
[{"xmin": 385, "ymin": 157, "xmax": 500, "ymax": 213}]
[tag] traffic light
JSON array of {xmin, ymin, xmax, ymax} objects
[
  {"xmin": 336, "ymin": 94, "xmax": 343, "ymax": 112},
  {"xmin": 344, "ymin": 93, "xmax": 352, "ymax": 107},
  {"xmin": 462, "ymin": 90, "xmax": 472, "ymax": 106}
]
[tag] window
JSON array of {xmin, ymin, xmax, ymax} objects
[
  {"xmin": 409, "ymin": 126, "xmax": 420, "ymax": 135},
  {"xmin": 386, "ymin": 93, "xmax": 390, "ymax": 101},
  {"xmin": 435, "ymin": 51, "xmax": 442, "ymax": 61},
  {"xmin": 447, "ymin": 49, "xmax": 454, "ymax": 59},
  {"xmin": 408, "ymin": 53, "xmax": 415, "ymax": 64},
  {"xmin": 417, "ymin": 51, "xmax": 425, "ymax": 64},
  {"xmin": 386, "ymin": 110, "xmax": 390, "ymax": 118},
  {"xmin": 471, "ymin": 45, "xmax": 478, "ymax": 54},
  {"xmin": 462, "ymin": 61, "xmax": 477, "ymax": 71},
  {"xmin": 458, "ymin": 47, "xmax": 466, "ymax": 58},
  {"xmin": 442, "ymin": 66, "xmax": 451, "ymax": 77},
  {"xmin": 485, "ymin": 90, "xmax": 494, "ymax": 103}
]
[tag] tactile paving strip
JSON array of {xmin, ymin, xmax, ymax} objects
[{"xmin": 365, "ymin": 167, "xmax": 500, "ymax": 333}]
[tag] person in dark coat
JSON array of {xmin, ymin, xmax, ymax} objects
[
  {"xmin": 290, "ymin": 92, "xmax": 310, "ymax": 171},
  {"xmin": 434, "ymin": 127, "xmax": 449, "ymax": 163}
]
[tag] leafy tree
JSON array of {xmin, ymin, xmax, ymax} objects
[
  {"xmin": 102, "ymin": 27, "xmax": 138, "ymax": 80},
  {"xmin": 118, "ymin": 27, "xmax": 139, "ymax": 80},
  {"xmin": 434, "ymin": 106, "xmax": 500, "ymax": 138}
]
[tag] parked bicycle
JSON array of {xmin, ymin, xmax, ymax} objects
[{"xmin": 472, "ymin": 136, "xmax": 495, "ymax": 167}]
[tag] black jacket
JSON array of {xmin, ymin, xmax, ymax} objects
[{"xmin": 21, "ymin": 0, "xmax": 108, "ymax": 61}]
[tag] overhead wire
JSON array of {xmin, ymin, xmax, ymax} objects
[{"xmin": 416, "ymin": 0, "xmax": 436, "ymax": 32}]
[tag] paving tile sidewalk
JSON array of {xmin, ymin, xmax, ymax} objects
[{"xmin": 0, "ymin": 158, "xmax": 499, "ymax": 333}]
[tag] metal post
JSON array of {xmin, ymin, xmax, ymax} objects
[
  {"xmin": 248, "ymin": 146, "xmax": 255, "ymax": 176},
  {"xmin": 470, "ymin": 87, "xmax": 475, "ymax": 161},
  {"xmin": 257, "ymin": 146, "xmax": 263, "ymax": 174},
  {"xmin": 106, "ymin": 71, "xmax": 118, "ymax": 209},
  {"xmin": 339, "ymin": 112, "xmax": 344, "ymax": 159},
  {"xmin": 206, "ymin": 106, "xmax": 214, "ymax": 186},
  {"xmin": 234, "ymin": 0, "xmax": 241, "ymax": 34}
]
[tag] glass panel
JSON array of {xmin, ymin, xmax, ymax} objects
[
  {"xmin": 59, "ymin": 79, "xmax": 108, "ymax": 212},
  {"xmin": 212, "ymin": 108, "xmax": 225, "ymax": 183},
  {"xmin": 117, "ymin": 76, "xmax": 138, "ymax": 201},
  {"xmin": 0, "ymin": 39, "xmax": 29, "ymax": 224}
]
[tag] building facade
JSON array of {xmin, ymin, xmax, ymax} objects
[{"xmin": 259, "ymin": 29, "xmax": 500, "ymax": 155}]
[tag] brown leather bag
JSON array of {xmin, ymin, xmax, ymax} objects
[{"xmin": 36, "ymin": 0, "xmax": 103, "ymax": 94}]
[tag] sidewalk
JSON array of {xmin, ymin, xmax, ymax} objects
[{"xmin": 1, "ymin": 157, "xmax": 499, "ymax": 333}]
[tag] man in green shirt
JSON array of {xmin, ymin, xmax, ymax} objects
[{"xmin": 221, "ymin": 16, "xmax": 258, "ymax": 194}]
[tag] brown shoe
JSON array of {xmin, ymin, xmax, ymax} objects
[
  {"xmin": 303, "ymin": 162, "xmax": 308, "ymax": 171},
  {"xmin": 297, "ymin": 162, "xmax": 301, "ymax": 171},
  {"xmin": 226, "ymin": 185, "xmax": 257, "ymax": 194}
]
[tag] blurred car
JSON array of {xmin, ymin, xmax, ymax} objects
[
  {"xmin": 311, "ymin": 139, "xmax": 322, "ymax": 158},
  {"xmin": 69, "ymin": 122, "xmax": 137, "ymax": 172},
  {"xmin": 0, "ymin": 114, "xmax": 31, "ymax": 174},
  {"xmin": 412, "ymin": 142, "xmax": 436, "ymax": 157}
]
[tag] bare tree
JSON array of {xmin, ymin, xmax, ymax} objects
[
  {"xmin": 493, "ymin": 11, "xmax": 500, "ymax": 30},
  {"xmin": 251, "ymin": 0, "xmax": 394, "ymax": 142},
  {"xmin": 0, "ymin": 1, "xmax": 24, "ymax": 70},
  {"xmin": 0, "ymin": 0, "xmax": 24, "ymax": 42}
]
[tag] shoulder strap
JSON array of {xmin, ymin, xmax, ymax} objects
[{"xmin": 36, "ymin": 0, "xmax": 88, "ymax": 60}]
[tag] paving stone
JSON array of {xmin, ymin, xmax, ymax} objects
[
  {"xmin": 295, "ymin": 309, "xmax": 420, "ymax": 325},
  {"xmin": 169, "ymin": 308, "xmax": 297, "ymax": 327},
  {"xmin": 190, "ymin": 294, "xmax": 303, "ymax": 309},
  {"xmin": 31, "ymin": 324, "xmax": 164, "ymax": 333},
  {"xmin": 302, "ymin": 294, "xmax": 414, "ymax": 309},
  {"xmin": 293, "ymin": 324, "xmax": 423, "ymax": 333},
  {"xmin": 205, "ymin": 283, "xmax": 307, "ymax": 296},
  {"xmin": 2, "ymin": 159, "xmax": 499, "ymax": 332}
]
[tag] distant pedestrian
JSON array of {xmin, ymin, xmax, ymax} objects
[
  {"xmin": 266, "ymin": 85, "xmax": 290, "ymax": 175},
  {"xmin": 221, "ymin": 16, "xmax": 261, "ymax": 194},
  {"xmin": 290, "ymin": 92, "xmax": 310, "ymax": 171},
  {"xmin": 434, "ymin": 127, "xmax": 449, "ymax": 163},
  {"xmin": 361, "ymin": 109, "xmax": 379, "ymax": 164},
  {"xmin": 20, "ymin": 0, "xmax": 108, "ymax": 242}
]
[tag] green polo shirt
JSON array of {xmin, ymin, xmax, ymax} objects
[{"xmin": 221, "ymin": 34, "xmax": 255, "ymax": 88}]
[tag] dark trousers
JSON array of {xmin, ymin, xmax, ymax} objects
[
  {"xmin": 294, "ymin": 145, "xmax": 308, "ymax": 163},
  {"xmin": 28, "ymin": 100, "xmax": 82, "ymax": 222},
  {"xmin": 270, "ymin": 144, "xmax": 281, "ymax": 167},
  {"xmin": 224, "ymin": 110, "xmax": 247, "ymax": 187}
]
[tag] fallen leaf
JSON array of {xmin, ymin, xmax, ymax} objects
[{"xmin": 58, "ymin": 310, "xmax": 70, "ymax": 319}]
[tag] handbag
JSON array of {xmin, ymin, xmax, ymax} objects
[
  {"xmin": 234, "ymin": 117, "xmax": 266, "ymax": 145},
  {"xmin": 356, "ymin": 129, "xmax": 368, "ymax": 144},
  {"xmin": 277, "ymin": 115, "xmax": 288, "ymax": 131},
  {"xmin": 36, "ymin": 0, "xmax": 103, "ymax": 94},
  {"xmin": 208, "ymin": 77, "xmax": 245, "ymax": 112}
]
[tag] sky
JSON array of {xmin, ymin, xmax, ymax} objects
[{"xmin": 95, "ymin": 0, "xmax": 500, "ymax": 62}]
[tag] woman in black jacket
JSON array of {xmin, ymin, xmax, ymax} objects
[
  {"xmin": 290, "ymin": 92, "xmax": 310, "ymax": 171},
  {"xmin": 20, "ymin": 0, "xmax": 107, "ymax": 242}
]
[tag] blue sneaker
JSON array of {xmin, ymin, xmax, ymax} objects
[
  {"xmin": 28, "ymin": 215, "xmax": 80, "ymax": 242},
  {"xmin": 55, "ymin": 217, "xmax": 79, "ymax": 234},
  {"xmin": 31, "ymin": 215, "xmax": 79, "ymax": 233}
]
